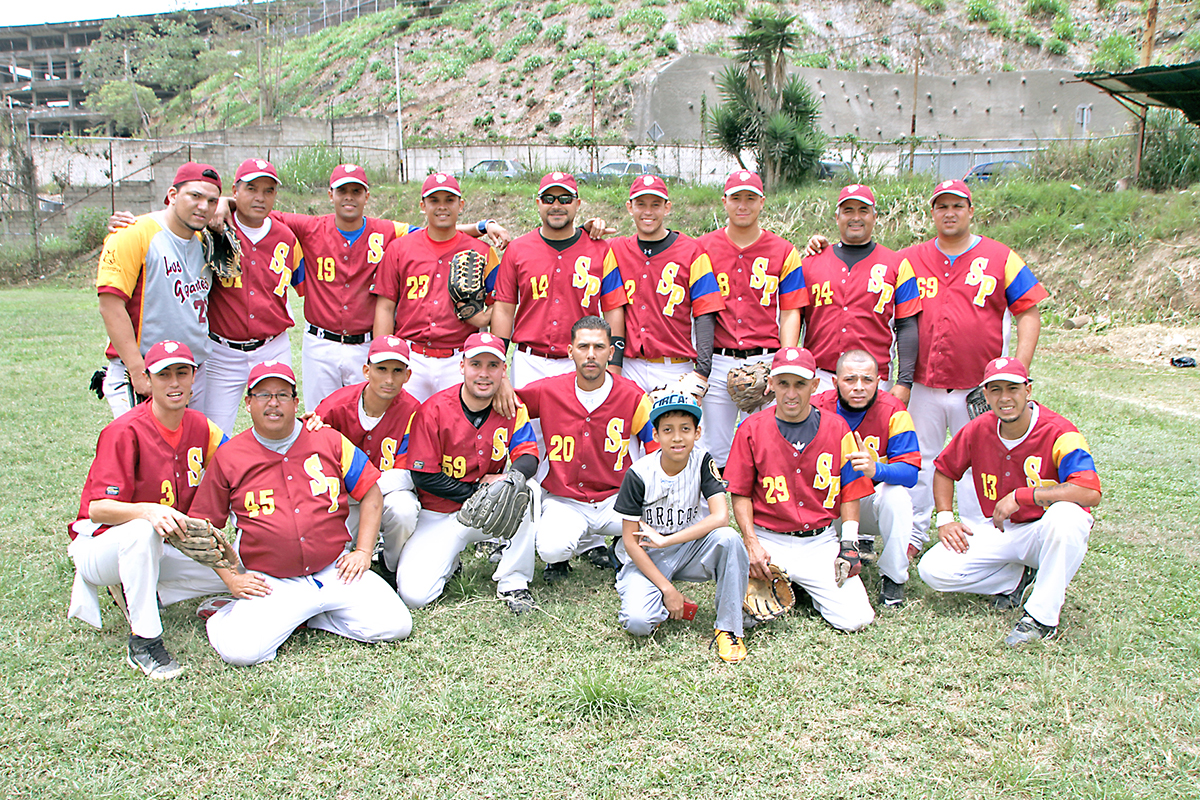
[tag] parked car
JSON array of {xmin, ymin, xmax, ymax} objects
[
  {"xmin": 576, "ymin": 162, "xmax": 678, "ymax": 185},
  {"xmin": 456, "ymin": 159, "xmax": 530, "ymax": 179},
  {"xmin": 963, "ymin": 160, "xmax": 1029, "ymax": 184},
  {"xmin": 816, "ymin": 159, "xmax": 854, "ymax": 181}
]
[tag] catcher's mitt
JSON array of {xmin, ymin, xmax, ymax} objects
[
  {"xmin": 743, "ymin": 562, "xmax": 795, "ymax": 622},
  {"xmin": 457, "ymin": 471, "xmax": 531, "ymax": 541},
  {"xmin": 726, "ymin": 361, "xmax": 771, "ymax": 414},
  {"xmin": 448, "ymin": 249, "xmax": 487, "ymax": 321},
  {"xmin": 201, "ymin": 227, "xmax": 242, "ymax": 281},
  {"xmin": 965, "ymin": 386, "xmax": 990, "ymax": 420},
  {"xmin": 166, "ymin": 518, "xmax": 241, "ymax": 571}
]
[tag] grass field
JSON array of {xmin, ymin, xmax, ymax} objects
[{"xmin": 2, "ymin": 284, "xmax": 1198, "ymax": 799}]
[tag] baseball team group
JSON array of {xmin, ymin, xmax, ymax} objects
[{"xmin": 66, "ymin": 155, "xmax": 1101, "ymax": 677}]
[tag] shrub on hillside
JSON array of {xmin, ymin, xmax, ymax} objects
[
  {"xmin": 967, "ymin": 0, "xmax": 1000, "ymax": 23},
  {"xmin": 1139, "ymin": 109, "xmax": 1200, "ymax": 191}
]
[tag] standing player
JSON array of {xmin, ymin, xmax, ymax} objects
[
  {"xmin": 96, "ymin": 163, "xmax": 222, "ymax": 417},
  {"xmin": 918, "ymin": 357, "xmax": 1100, "ymax": 645},
  {"xmin": 190, "ymin": 361, "xmax": 411, "ymax": 666},
  {"xmin": 604, "ymin": 175, "xmax": 724, "ymax": 397},
  {"xmin": 696, "ymin": 170, "xmax": 806, "ymax": 468},
  {"xmin": 67, "ymin": 340, "xmax": 228, "ymax": 678},
  {"xmin": 520, "ymin": 316, "xmax": 656, "ymax": 582},
  {"xmin": 812, "ymin": 350, "xmax": 921, "ymax": 607},
  {"xmin": 314, "ymin": 335, "xmax": 422, "ymax": 583},
  {"xmin": 372, "ymin": 173, "xmax": 501, "ymax": 402},
  {"xmin": 725, "ymin": 347, "xmax": 876, "ymax": 632},
  {"xmin": 397, "ymin": 332, "xmax": 541, "ymax": 613}
]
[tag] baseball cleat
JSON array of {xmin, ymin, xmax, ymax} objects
[
  {"xmin": 711, "ymin": 630, "xmax": 748, "ymax": 664},
  {"xmin": 542, "ymin": 561, "xmax": 571, "ymax": 584},
  {"xmin": 1004, "ymin": 614, "xmax": 1056, "ymax": 646},
  {"xmin": 879, "ymin": 576, "xmax": 905, "ymax": 608},
  {"xmin": 497, "ymin": 587, "xmax": 537, "ymax": 615},
  {"xmin": 196, "ymin": 596, "xmax": 235, "ymax": 620},
  {"xmin": 582, "ymin": 545, "xmax": 615, "ymax": 571},
  {"xmin": 991, "ymin": 566, "xmax": 1037, "ymax": 610},
  {"xmin": 127, "ymin": 635, "xmax": 184, "ymax": 679}
]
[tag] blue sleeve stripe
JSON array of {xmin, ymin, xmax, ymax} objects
[
  {"xmin": 886, "ymin": 430, "xmax": 920, "ymax": 459},
  {"xmin": 894, "ymin": 277, "xmax": 920, "ymax": 304},
  {"xmin": 344, "ymin": 446, "xmax": 370, "ymax": 491},
  {"xmin": 779, "ymin": 268, "xmax": 806, "ymax": 294},
  {"xmin": 691, "ymin": 271, "xmax": 721, "ymax": 297},
  {"xmin": 636, "ymin": 420, "xmax": 655, "ymax": 444},
  {"xmin": 1004, "ymin": 265, "xmax": 1040, "ymax": 305},
  {"xmin": 600, "ymin": 268, "xmax": 624, "ymax": 294},
  {"xmin": 292, "ymin": 259, "xmax": 305, "ymax": 285},
  {"xmin": 839, "ymin": 461, "xmax": 864, "ymax": 487},
  {"xmin": 512, "ymin": 423, "xmax": 537, "ymax": 448},
  {"xmin": 484, "ymin": 261, "xmax": 498, "ymax": 293},
  {"xmin": 1058, "ymin": 449, "xmax": 1096, "ymax": 481},
  {"xmin": 398, "ymin": 433, "xmax": 409, "ymax": 456}
]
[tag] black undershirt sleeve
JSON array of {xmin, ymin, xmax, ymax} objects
[
  {"xmin": 693, "ymin": 313, "xmax": 715, "ymax": 378},
  {"xmin": 511, "ymin": 453, "xmax": 538, "ymax": 480},
  {"xmin": 613, "ymin": 469, "xmax": 647, "ymax": 519},
  {"xmin": 411, "ymin": 470, "xmax": 478, "ymax": 503},
  {"xmin": 894, "ymin": 315, "xmax": 918, "ymax": 388}
]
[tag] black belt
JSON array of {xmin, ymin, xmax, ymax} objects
[
  {"xmin": 209, "ymin": 332, "xmax": 267, "ymax": 352},
  {"xmin": 716, "ymin": 346, "xmax": 772, "ymax": 359},
  {"xmin": 776, "ymin": 524, "xmax": 831, "ymax": 539},
  {"xmin": 307, "ymin": 324, "xmax": 369, "ymax": 345},
  {"xmin": 516, "ymin": 344, "xmax": 567, "ymax": 359}
]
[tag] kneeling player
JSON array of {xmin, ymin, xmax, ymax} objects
[
  {"xmin": 726, "ymin": 347, "xmax": 876, "ymax": 632},
  {"xmin": 191, "ymin": 362, "xmax": 411, "ymax": 666},
  {"xmin": 918, "ymin": 357, "xmax": 1101, "ymax": 646},
  {"xmin": 613, "ymin": 394, "xmax": 750, "ymax": 663}
]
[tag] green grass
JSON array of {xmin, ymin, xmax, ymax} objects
[{"xmin": 2, "ymin": 282, "xmax": 1200, "ymax": 796}]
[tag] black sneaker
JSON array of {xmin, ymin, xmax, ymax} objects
[
  {"xmin": 497, "ymin": 587, "xmax": 537, "ymax": 615},
  {"xmin": 475, "ymin": 538, "xmax": 507, "ymax": 564},
  {"xmin": 991, "ymin": 566, "xmax": 1037, "ymax": 610},
  {"xmin": 127, "ymin": 635, "xmax": 183, "ymax": 679},
  {"xmin": 543, "ymin": 560, "xmax": 571, "ymax": 584},
  {"xmin": 879, "ymin": 576, "xmax": 905, "ymax": 608},
  {"xmin": 1005, "ymin": 613, "xmax": 1056, "ymax": 646},
  {"xmin": 582, "ymin": 545, "xmax": 614, "ymax": 571},
  {"xmin": 858, "ymin": 536, "xmax": 877, "ymax": 562}
]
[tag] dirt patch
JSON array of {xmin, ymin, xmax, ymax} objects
[{"xmin": 1048, "ymin": 323, "xmax": 1200, "ymax": 365}]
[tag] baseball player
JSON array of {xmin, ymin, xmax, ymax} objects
[
  {"xmin": 204, "ymin": 158, "xmax": 303, "ymax": 435},
  {"xmin": 604, "ymin": 175, "xmax": 725, "ymax": 397},
  {"xmin": 67, "ymin": 340, "xmax": 228, "ymax": 678},
  {"xmin": 314, "ymin": 335, "xmax": 422, "ymax": 584},
  {"xmin": 798, "ymin": 184, "xmax": 922, "ymax": 398},
  {"xmin": 397, "ymin": 332, "xmax": 541, "ymax": 613},
  {"xmin": 725, "ymin": 347, "xmax": 876, "ymax": 632},
  {"xmin": 96, "ymin": 163, "xmax": 222, "ymax": 418},
  {"xmin": 612, "ymin": 393, "xmax": 750, "ymax": 663},
  {"xmin": 372, "ymin": 173, "xmax": 502, "ymax": 402},
  {"xmin": 696, "ymin": 170, "xmax": 806, "ymax": 468},
  {"xmin": 918, "ymin": 356, "xmax": 1101, "ymax": 646},
  {"xmin": 812, "ymin": 349, "xmax": 921, "ymax": 607},
  {"xmin": 190, "ymin": 361, "xmax": 411, "ymax": 666},
  {"xmin": 519, "ymin": 316, "xmax": 656, "ymax": 583}
]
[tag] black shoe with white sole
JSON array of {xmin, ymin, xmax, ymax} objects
[
  {"xmin": 543, "ymin": 560, "xmax": 571, "ymax": 584},
  {"xmin": 497, "ymin": 587, "xmax": 537, "ymax": 615},
  {"xmin": 879, "ymin": 576, "xmax": 905, "ymax": 608},
  {"xmin": 127, "ymin": 635, "xmax": 183, "ymax": 679},
  {"xmin": 1005, "ymin": 613, "xmax": 1056, "ymax": 646},
  {"xmin": 991, "ymin": 566, "xmax": 1037, "ymax": 610}
]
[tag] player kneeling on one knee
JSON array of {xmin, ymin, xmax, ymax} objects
[
  {"xmin": 190, "ymin": 362, "xmax": 412, "ymax": 666},
  {"xmin": 918, "ymin": 357, "xmax": 1101, "ymax": 646},
  {"xmin": 726, "ymin": 347, "xmax": 876, "ymax": 633},
  {"xmin": 612, "ymin": 394, "xmax": 750, "ymax": 663}
]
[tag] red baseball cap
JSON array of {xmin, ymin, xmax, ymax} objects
[
  {"xmin": 629, "ymin": 174, "xmax": 669, "ymax": 200},
  {"xmin": 770, "ymin": 347, "xmax": 817, "ymax": 380},
  {"xmin": 539, "ymin": 171, "xmax": 578, "ymax": 194},
  {"xmin": 235, "ymin": 158, "xmax": 280, "ymax": 185},
  {"xmin": 368, "ymin": 335, "xmax": 412, "ymax": 366},
  {"xmin": 462, "ymin": 331, "xmax": 507, "ymax": 361},
  {"xmin": 724, "ymin": 170, "xmax": 764, "ymax": 197},
  {"xmin": 144, "ymin": 340, "xmax": 196, "ymax": 373},
  {"xmin": 421, "ymin": 172, "xmax": 462, "ymax": 198},
  {"xmin": 165, "ymin": 162, "xmax": 221, "ymax": 205},
  {"xmin": 329, "ymin": 164, "xmax": 369, "ymax": 189},
  {"xmin": 247, "ymin": 360, "xmax": 297, "ymax": 390},
  {"xmin": 930, "ymin": 178, "xmax": 971, "ymax": 205},
  {"xmin": 981, "ymin": 356, "xmax": 1030, "ymax": 385},
  {"xmin": 838, "ymin": 184, "xmax": 876, "ymax": 207}
]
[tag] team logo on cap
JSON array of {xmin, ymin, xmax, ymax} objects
[
  {"xmin": 263, "ymin": 360, "xmax": 281, "ymax": 367},
  {"xmin": 435, "ymin": 173, "xmax": 447, "ymax": 183},
  {"xmin": 345, "ymin": 165, "xmax": 359, "ymax": 172},
  {"xmin": 164, "ymin": 342, "xmax": 179, "ymax": 353},
  {"xmin": 848, "ymin": 184, "xmax": 861, "ymax": 192},
  {"xmin": 481, "ymin": 333, "xmax": 494, "ymax": 342},
  {"xmin": 786, "ymin": 349, "xmax": 798, "ymax": 359},
  {"xmin": 738, "ymin": 171, "xmax": 750, "ymax": 180},
  {"xmin": 940, "ymin": 180, "xmax": 953, "ymax": 189},
  {"xmin": 255, "ymin": 159, "xmax": 267, "ymax": 168},
  {"xmin": 387, "ymin": 336, "xmax": 401, "ymax": 346},
  {"xmin": 994, "ymin": 357, "xmax": 1009, "ymax": 368},
  {"xmin": 642, "ymin": 176, "xmax": 654, "ymax": 186},
  {"xmin": 553, "ymin": 171, "xmax": 564, "ymax": 179}
]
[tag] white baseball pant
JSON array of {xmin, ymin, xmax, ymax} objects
[
  {"xmin": 908, "ymin": 381, "xmax": 985, "ymax": 544},
  {"xmin": 700, "ymin": 351, "xmax": 773, "ymax": 467},
  {"xmin": 752, "ymin": 527, "xmax": 875, "ymax": 632},
  {"xmin": 535, "ymin": 493, "xmax": 622, "ymax": 565},
  {"xmin": 620, "ymin": 357, "xmax": 694, "ymax": 396},
  {"xmin": 206, "ymin": 558, "xmax": 412, "ymax": 666},
  {"xmin": 918, "ymin": 501, "xmax": 1092, "ymax": 627},
  {"xmin": 104, "ymin": 359, "xmax": 209, "ymax": 419},
  {"xmin": 203, "ymin": 333, "xmax": 292, "ymax": 435},
  {"xmin": 345, "ymin": 469, "xmax": 420, "ymax": 574},
  {"xmin": 301, "ymin": 332, "xmax": 369, "ymax": 411},
  {"xmin": 67, "ymin": 519, "xmax": 228, "ymax": 637},
  {"xmin": 511, "ymin": 350, "xmax": 575, "ymax": 484},
  {"xmin": 404, "ymin": 349, "xmax": 466, "ymax": 403},
  {"xmin": 834, "ymin": 483, "xmax": 916, "ymax": 584}
]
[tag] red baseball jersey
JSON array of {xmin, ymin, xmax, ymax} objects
[
  {"xmin": 372, "ymin": 230, "xmax": 500, "ymax": 351},
  {"xmin": 935, "ymin": 403, "xmax": 1100, "ymax": 524},
  {"xmin": 724, "ymin": 407, "xmax": 874, "ymax": 533},
  {"xmin": 697, "ymin": 228, "xmax": 807, "ymax": 350},
  {"xmin": 493, "ymin": 230, "xmax": 627, "ymax": 356},
  {"xmin": 190, "ymin": 425, "xmax": 381, "ymax": 578},
  {"xmin": 315, "ymin": 383, "xmax": 421, "ymax": 471},
  {"xmin": 812, "ymin": 389, "xmax": 920, "ymax": 474},
  {"xmin": 275, "ymin": 212, "xmax": 408, "ymax": 335},
  {"xmin": 798, "ymin": 244, "xmax": 921, "ymax": 379},
  {"xmin": 519, "ymin": 373, "xmax": 656, "ymax": 501},
  {"xmin": 603, "ymin": 234, "xmax": 725, "ymax": 359},
  {"xmin": 207, "ymin": 217, "xmax": 304, "ymax": 342},
  {"xmin": 902, "ymin": 236, "xmax": 1048, "ymax": 389},
  {"xmin": 70, "ymin": 403, "xmax": 225, "ymax": 539}
]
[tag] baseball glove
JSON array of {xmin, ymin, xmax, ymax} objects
[
  {"xmin": 743, "ymin": 562, "xmax": 795, "ymax": 622},
  {"xmin": 833, "ymin": 540, "xmax": 862, "ymax": 588},
  {"xmin": 457, "ymin": 471, "xmax": 531, "ymax": 541},
  {"xmin": 726, "ymin": 361, "xmax": 771, "ymax": 414},
  {"xmin": 448, "ymin": 249, "xmax": 487, "ymax": 321},
  {"xmin": 965, "ymin": 386, "xmax": 990, "ymax": 420},
  {"xmin": 201, "ymin": 227, "xmax": 242, "ymax": 281},
  {"xmin": 674, "ymin": 371, "xmax": 708, "ymax": 403},
  {"xmin": 165, "ymin": 518, "xmax": 241, "ymax": 571}
]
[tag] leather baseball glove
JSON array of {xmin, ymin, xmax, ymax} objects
[
  {"xmin": 457, "ymin": 471, "xmax": 531, "ymax": 541},
  {"xmin": 965, "ymin": 386, "xmax": 990, "ymax": 420},
  {"xmin": 448, "ymin": 249, "xmax": 487, "ymax": 321},
  {"xmin": 743, "ymin": 562, "xmax": 795, "ymax": 622},
  {"xmin": 166, "ymin": 518, "xmax": 241, "ymax": 571},
  {"xmin": 726, "ymin": 361, "xmax": 771, "ymax": 414},
  {"xmin": 201, "ymin": 227, "xmax": 243, "ymax": 281},
  {"xmin": 834, "ymin": 540, "xmax": 862, "ymax": 588}
]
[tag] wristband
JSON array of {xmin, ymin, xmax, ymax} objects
[
  {"xmin": 840, "ymin": 520, "xmax": 859, "ymax": 543},
  {"xmin": 1014, "ymin": 487, "xmax": 1036, "ymax": 507},
  {"xmin": 935, "ymin": 510, "xmax": 956, "ymax": 528},
  {"xmin": 477, "ymin": 219, "xmax": 493, "ymax": 235},
  {"xmin": 610, "ymin": 335, "xmax": 625, "ymax": 368}
]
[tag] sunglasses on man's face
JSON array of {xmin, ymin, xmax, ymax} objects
[{"xmin": 538, "ymin": 194, "xmax": 577, "ymax": 205}]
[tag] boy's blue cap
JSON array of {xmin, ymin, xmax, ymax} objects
[{"xmin": 649, "ymin": 393, "xmax": 702, "ymax": 425}]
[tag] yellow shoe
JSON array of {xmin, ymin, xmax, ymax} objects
[{"xmin": 711, "ymin": 629, "xmax": 747, "ymax": 664}]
